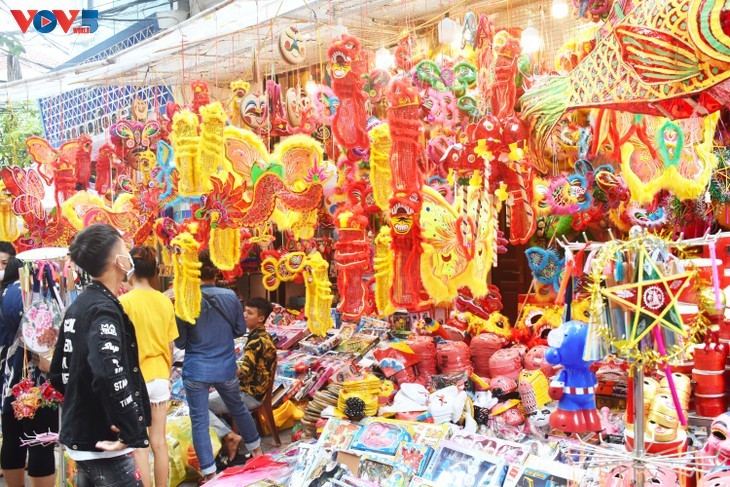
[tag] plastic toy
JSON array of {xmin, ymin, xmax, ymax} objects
[
  {"xmin": 545, "ymin": 320, "xmax": 601, "ymax": 434},
  {"xmin": 698, "ymin": 411, "xmax": 730, "ymax": 473}
]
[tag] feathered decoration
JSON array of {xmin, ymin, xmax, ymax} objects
[
  {"xmin": 171, "ymin": 109, "xmax": 204, "ymax": 196},
  {"xmin": 171, "ymin": 232, "xmax": 202, "ymax": 323},
  {"xmin": 368, "ymin": 123, "xmax": 393, "ymax": 212},
  {"xmin": 373, "ymin": 226, "xmax": 395, "ymax": 316},
  {"xmin": 303, "ymin": 251, "xmax": 334, "ymax": 336}
]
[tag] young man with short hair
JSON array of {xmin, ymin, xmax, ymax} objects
[
  {"xmin": 50, "ymin": 224, "xmax": 149, "ymax": 486},
  {"xmin": 207, "ymin": 297, "xmax": 277, "ymax": 460},
  {"xmin": 237, "ymin": 297, "xmax": 277, "ymax": 407}
]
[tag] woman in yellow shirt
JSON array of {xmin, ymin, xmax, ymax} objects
[{"xmin": 120, "ymin": 246, "xmax": 178, "ymax": 487}]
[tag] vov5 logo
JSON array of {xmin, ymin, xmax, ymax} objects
[{"xmin": 11, "ymin": 10, "xmax": 99, "ymax": 34}]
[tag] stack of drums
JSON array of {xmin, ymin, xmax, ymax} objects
[
  {"xmin": 693, "ymin": 333, "xmax": 728, "ymax": 417},
  {"xmin": 470, "ymin": 333, "xmax": 504, "ymax": 377}
]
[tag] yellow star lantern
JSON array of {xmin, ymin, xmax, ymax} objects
[{"xmin": 600, "ymin": 247, "xmax": 691, "ymax": 348}]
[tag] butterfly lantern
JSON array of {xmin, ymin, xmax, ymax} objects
[
  {"xmin": 25, "ymin": 135, "xmax": 93, "ymax": 206},
  {"xmin": 110, "ymin": 120, "xmax": 161, "ymax": 173},
  {"xmin": 1, "ymin": 167, "xmax": 47, "ymax": 226}
]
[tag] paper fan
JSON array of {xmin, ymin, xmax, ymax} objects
[{"xmin": 21, "ymin": 299, "xmax": 62, "ymax": 353}]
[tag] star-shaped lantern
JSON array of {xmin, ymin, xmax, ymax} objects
[{"xmin": 601, "ymin": 247, "xmax": 690, "ymax": 348}]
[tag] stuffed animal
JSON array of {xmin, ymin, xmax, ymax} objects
[{"xmin": 545, "ymin": 320, "xmax": 601, "ymax": 434}]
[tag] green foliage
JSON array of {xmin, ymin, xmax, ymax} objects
[
  {"xmin": 0, "ymin": 34, "xmax": 26, "ymax": 56},
  {"xmin": 0, "ymin": 101, "xmax": 44, "ymax": 168}
]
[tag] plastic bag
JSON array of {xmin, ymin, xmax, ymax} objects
[{"xmin": 167, "ymin": 416, "xmax": 222, "ymax": 485}]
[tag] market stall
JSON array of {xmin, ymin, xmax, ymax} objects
[{"xmin": 1, "ymin": 0, "xmax": 730, "ymax": 484}]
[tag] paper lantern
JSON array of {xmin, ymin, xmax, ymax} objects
[
  {"xmin": 375, "ymin": 47, "xmax": 395, "ymax": 70},
  {"xmin": 438, "ymin": 15, "xmax": 459, "ymax": 45},
  {"xmin": 520, "ymin": 27, "xmax": 541, "ymax": 54},
  {"xmin": 552, "ymin": 0, "xmax": 569, "ymax": 19}
]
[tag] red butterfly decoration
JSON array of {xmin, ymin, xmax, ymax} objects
[{"xmin": 1, "ymin": 167, "xmax": 47, "ymax": 224}]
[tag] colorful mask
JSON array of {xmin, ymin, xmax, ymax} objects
[
  {"xmin": 110, "ymin": 119, "xmax": 161, "ymax": 170},
  {"xmin": 699, "ymin": 412, "xmax": 730, "ymax": 472},
  {"xmin": 285, "ymin": 88, "xmax": 306, "ymax": 129},
  {"xmin": 278, "ymin": 25, "xmax": 306, "ymax": 64},
  {"xmin": 131, "ymin": 97, "xmax": 148, "ymax": 122},
  {"xmin": 240, "ymin": 92, "xmax": 269, "ymax": 132},
  {"xmin": 526, "ymin": 247, "xmax": 564, "ymax": 292},
  {"xmin": 362, "ymin": 69, "xmax": 392, "ymax": 105},
  {"xmin": 545, "ymin": 174, "xmax": 592, "ymax": 215}
]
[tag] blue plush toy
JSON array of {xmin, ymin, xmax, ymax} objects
[{"xmin": 545, "ymin": 320, "xmax": 601, "ymax": 434}]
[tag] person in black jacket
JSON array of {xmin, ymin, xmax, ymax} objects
[{"xmin": 50, "ymin": 224, "xmax": 150, "ymax": 487}]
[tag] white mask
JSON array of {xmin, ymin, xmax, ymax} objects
[
  {"xmin": 116, "ymin": 255, "xmax": 135, "ymax": 282},
  {"xmin": 0, "ymin": 270, "xmax": 6, "ymax": 281}
]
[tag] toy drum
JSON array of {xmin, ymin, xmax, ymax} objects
[
  {"xmin": 470, "ymin": 333, "xmax": 503, "ymax": 377},
  {"xmin": 694, "ymin": 333, "xmax": 728, "ymax": 370},
  {"xmin": 489, "ymin": 348, "xmax": 523, "ymax": 380},
  {"xmin": 694, "ymin": 393, "xmax": 727, "ymax": 417},
  {"xmin": 692, "ymin": 369, "xmax": 726, "ymax": 395}
]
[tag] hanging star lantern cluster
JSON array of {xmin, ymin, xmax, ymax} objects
[
  {"xmin": 585, "ymin": 232, "xmax": 710, "ymax": 365},
  {"xmin": 601, "ymin": 247, "xmax": 690, "ymax": 348}
]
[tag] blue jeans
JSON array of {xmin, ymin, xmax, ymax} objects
[
  {"xmin": 184, "ymin": 377, "xmax": 260, "ymax": 475},
  {"xmin": 76, "ymin": 454, "xmax": 143, "ymax": 487}
]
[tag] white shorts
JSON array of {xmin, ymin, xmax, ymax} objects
[{"xmin": 146, "ymin": 379, "xmax": 170, "ymax": 404}]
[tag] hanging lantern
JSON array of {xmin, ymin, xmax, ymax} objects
[
  {"xmin": 551, "ymin": 0, "xmax": 569, "ymax": 19},
  {"xmin": 438, "ymin": 14, "xmax": 459, "ymax": 45},
  {"xmin": 330, "ymin": 19, "xmax": 348, "ymax": 40},
  {"xmin": 305, "ymin": 80, "xmax": 318, "ymax": 95},
  {"xmin": 520, "ymin": 26, "xmax": 541, "ymax": 54},
  {"xmin": 375, "ymin": 47, "xmax": 395, "ymax": 70}
]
